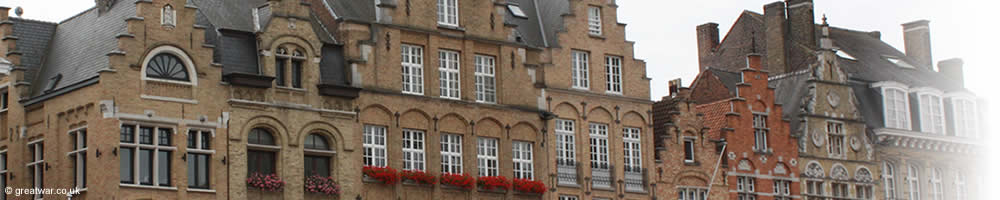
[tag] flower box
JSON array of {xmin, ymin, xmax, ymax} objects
[
  {"xmin": 304, "ymin": 175, "xmax": 341, "ymax": 196},
  {"xmin": 400, "ymin": 170, "xmax": 436, "ymax": 185},
  {"xmin": 477, "ymin": 176, "xmax": 511, "ymax": 192},
  {"xmin": 247, "ymin": 173, "xmax": 285, "ymax": 192},
  {"xmin": 440, "ymin": 173, "xmax": 475, "ymax": 189},
  {"xmin": 363, "ymin": 166, "xmax": 399, "ymax": 185},
  {"xmin": 512, "ymin": 178, "xmax": 546, "ymax": 195}
]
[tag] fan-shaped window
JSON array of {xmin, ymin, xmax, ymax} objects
[
  {"xmin": 304, "ymin": 134, "xmax": 330, "ymax": 150},
  {"xmin": 146, "ymin": 53, "xmax": 190, "ymax": 81},
  {"xmin": 248, "ymin": 128, "xmax": 276, "ymax": 146}
]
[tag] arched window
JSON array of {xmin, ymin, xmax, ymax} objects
[
  {"xmin": 247, "ymin": 128, "xmax": 278, "ymax": 175},
  {"xmin": 908, "ymin": 165, "xmax": 921, "ymax": 200},
  {"xmin": 931, "ymin": 168, "xmax": 944, "ymax": 200},
  {"xmin": 274, "ymin": 45, "xmax": 306, "ymax": 88},
  {"xmin": 883, "ymin": 162, "xmax": 897, "ymax": 199},
  {"xmin": 146, "ymin": 53, "xmax": 190, "ymax": 81},
  {"xmin": 304, "ymin": 133, "xmax": 335, "ymax": 177}
]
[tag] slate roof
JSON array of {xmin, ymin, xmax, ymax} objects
[
  {"xmin": 768, "ymin": 70, "xmax": 810, "ymax": 134},
  {"xmin": 533, "ymin": 0, "xmax": 569, "ymax": 47},
  {"xmin": 8, "ymin": 18, "xmax": 57, "ymax": 87},
  {"xmin": 189, "ymin": 0, "xmax": 267, "ymax": 33},
  {"xmin": 504, "ymin": 0, "xmax": 546, "ymax": 47},
  {"xmin": 321, "ymin": 0, "xmax": 375, "ymax": 22},
  {"xmin": 707, "ymin": 68, "xmax": 741, "ymax": 95}
]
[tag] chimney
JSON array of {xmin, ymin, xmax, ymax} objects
[
  {"xmin": 902, "ymin": 20, "xmax": 933, "ymax": 69},
  {"xmin": 938, "ymin": 58, "xmax": 964, "ymax": 88},
  {"xmin": 763, "ymin": 1, "xmax": 787, "ymax": 74},
  {"xmin": 669, "ymin": 78, "xmax": 682, "ymax": 97},
  {"xmin": 785, "ymin": 0, "xmax": 816, "ymax": 49},
  {"xmin": 696, "ymin": 23, "xmax": 720, "ymax": 71},
  {"xmin": 747, "ymin": 54, "xmax": 764, "ymax": 70},
  {"xmin": 868, "ymin": 31, "xmax": 881, "ymax": 40}
]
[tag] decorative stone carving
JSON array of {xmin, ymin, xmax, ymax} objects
[
  {"xmin": 759, "ymin": 155, "xmax": 768, "ymax": 164},
  {"xmin": 855, "ymin": 168, "xmax": 874, "ymax": 183},
  {"xmin": 728, "ymin": 152, "xmax": 736, "ymax": 160},
  {"xmin": 738, "ymin": 160, "xmax": 752, "ymax": 171},
  {"xmin": 850, "ymin": 136, "xmax": 862, "ymax": 151},
  {"xmin": 774, "ymin": 164, "xmax": 787, "ymax": 175},
  {"xmin": 812, "ymin": 131, "xmax": 826, "ymax": 147},
  {"xmin": 831, "ymin": 165, "xmax": 849, "ymax": 180},
  {"xmin": 805, "ymin": 163, "xmax": 824, "ymax": 178},
  {"xmin": 789, "ymin": 159, "xmax": 798, "ymax": 166},
  {"xmin": 827, "ymin": 91, "xmax": 841, "ymax": 108}
]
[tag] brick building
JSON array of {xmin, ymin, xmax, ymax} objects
[{"xmin": 652, "ymin": 82, "xmax": 728, "ymax": 200}]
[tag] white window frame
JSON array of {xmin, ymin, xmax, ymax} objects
[
  {"xmin": 955, "ymin": 172, "xmax": 966, "ymax": 200},
  {"xmin": 474, "ymin": 55, "xmax": 497, "ymax": 103},
  {"xmin": 831, "ymin": 182, "xmax": 851, "ymax": 199},
  {"xmin": 948, "ymin": 93, "xmax": 978, "ymax": 138},
  {"xmin": 752, "ymin": 113, "xmax": 768, "ymax": 151},
  {"xmin": 773, "ymin": 180, "xmax": 792, "ymax": 200},
  {"xmin": 915, "ymin": 88, "xmax": 946, "ymax": 135},
  {"xmin": 622, "ymin": 127, "xmax": 641, "ymax": 173},
  {"xmin": 141, "ymin": 46, "xmax": 198, "ymax": 86},
  {"xmin": 436, "ymin": 0, "xmax": 458, "ymax": 26},
  {"xmin": 587, "ymin": 6, "xmax": 602, "ymax": 35},
  {"xmin": 908, "ymin": 165, "xmax": 921, "ymax": 200},
  {"xmin": 589, "ymin": 123, "xmax": 609, "ymax": 170},
  {"xmin": 555, "ymin": 119, "xmax": 576, "ymax": 166},
  {"xmin": 874, "ymin": 82, "xmax": 911, "ymax": 130},
  {"xmin": 438, "ymin": 50, "xmax": 461, "ymax": 99},
  {"xmin": 27, "ymin": 139, "xmax": 44, "ymax": 200},
  {"xmin": 512, "ymin": 141, "xmax": 534, "ymax": 180},
  {"xmin": 827, "ymin": 121, "xmax": 845, "ymax": 158},
  {"xmin": 401, "ymin": 129, "xmax": 426, "ymax": 171},
  {"xmin": 605, "ymin": 56, "xmax": 622, "ymax": 94},
  {"xmin": 363, "ymin": 125, "xmax": 387, "ymax": 167},
  {"xmin": 806, "ymin": 180, "xmax": 825, "ymax": 198},
  {"xmin": 559, "ymin": 195, "xmax": 580, "ymax": 200},
  {"xmin": 440, "ymin": 133, "xmax": 463, "ymax": 174},
  {"xmin": 119, "ymin": 124, "xmax": 177, "ymax": 189},
  {"xmin": 930, "ymin": 168, "xmax": 944, "ymax": 200},
  {"xmin": 683, "ymin": 137, "xmax": 695, "ymax": 163},
  {"xmin": 571, "ymin": 51, "xmax": 590, "ymax": 89},
  {"xmin": 883, "ymin": 162, "xmax": 897, "ymax": 199},
  {"xmin": 0, "ymin": 149, "xmax": 5, "ymax": 200},
  {"xmin": 678, "ymin": 187, "xmax": 709, "ymax": 200},
  {"xmin": 67, "ymin": 128, "xmax": 88, "ymax": 190},
  {"xmin": 0, "ymin": 86, "xmax": 9, "ymax": 112},
  {"xmin": 401, "ymin": 44, "xmax": 425, "ymax": 95},
  {"xmin": 186, "ymin": 129, "xmax": 215, "ymax": 191},
  {"xmin": 477, "ymin": 137, "xmax": 499, "ymax": 177},
  {"xmin": 855, "ymin": 184, "xmax": 874, "ymax": 200},
  {"xmin": 737, "ymin": 176, "xmax": 756, "ymax": 200}
]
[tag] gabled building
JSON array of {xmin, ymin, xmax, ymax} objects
[{"xmin": 652, "ymin": 81, "xmax": 729, "ymax": 200}]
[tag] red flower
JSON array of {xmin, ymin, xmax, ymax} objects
[
  {"xmin": 246, "ymin": 173, "xmax": 285, "ymax": 192},
  {"xmin": 304, "ymin": 175, "xmax": 341, "ymax": 195},
  {"xmin": 363, "ymin": 166, "xmax": 399, "ymax": 184},
  {"xmin": 440, "ymin": 173, "xmax": 475, "ymax": 189},
  {"xmin": 400, "ymin": 170, "xmax": 436, "ymax": 185},
  {"xmin": 476, "ymin": 176, "xmax": 511, "ymax": 190},
  {"xmin": 512, "ymin": 178, "xmax": 546, "ymax": 194}
]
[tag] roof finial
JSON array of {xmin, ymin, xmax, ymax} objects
[{"xmin": 822, "ymin": 14, "xmax": 828, "ymax": 25}]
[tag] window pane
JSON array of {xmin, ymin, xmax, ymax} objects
[
  {"xmin": 157, "ymin": 151, "xmax": 171, "ymax": 186},
  {"xmin": 276, "ymin": 59, "xmax": 286, "ymax": 86},
  {"xmin": 197, "ymin": 154, "xmax": 209, "ymax": 188},
  {"xmin": 120, "ymin": 148, "xmax": 134, "ymax": 183},
  {"xmin": 158, "ymin": 128, "xmax": 172, "ymax": 146},
  {"xmin": 201, "ymin": 132, "xmax": 211, "ymax": 150},
  {"xmin": 139, "ymin": 149, "xmax": 154, "ymax": 185},
  {"xmin": 187, "ymin": 131, "xmax": 197, "ymax": 149},
  {"xmin": 140, "ymin": 127, "xmax": 154, "ymax": 145},
  {"xmin": 121, "ymin": 125, "xmax": 135, "ymax": 143}
]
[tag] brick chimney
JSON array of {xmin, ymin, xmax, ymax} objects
[
  {"xmin": 902, "ymin": 20, "xmax": 933, "ymax": 69},
  {"xmin": 747, "ymin": 54, "xmax": 764, "ymax": 70},
  {"xmin": 696, "ymin": 23, "xmax": 720, "ymax": 71},
  {"xmin": 786, "ymin": 0, "xmax": 816, "ymax": 49},
  {"xmin": 763, "ymin": 1, "xmax": 787, "ymax": 74},
  {"xmin": 938, "ymin": 58, "xmax": 964, "ymax": 88}
]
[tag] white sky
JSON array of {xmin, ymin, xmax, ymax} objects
[{"xmin": 3, "ymin": 0, "xmax": 1000, "ymax": 191}]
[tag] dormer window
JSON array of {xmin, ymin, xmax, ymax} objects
[
  {"xmin": 949, "ymin": 95, "xmax": 978, "ymax": 138},
  {"xmin": 874, "ymin": 82, "xmax": 910, "ymax": 130},
  {"xmin": 914, "ymin": 88, "xmax": 945, "ymax": 135},
  {"xmin": 884, "ymin": 56, "xmax": 915, "ymax": 69}
]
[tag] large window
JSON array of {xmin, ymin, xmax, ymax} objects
[
  {"xmin": 120, "ymin": 124, "xmax": 175, "ymax": 187},
  {"xmin": 774, "ymin": 180, "xmax": 792, "ymax": 200},
  {"xmin": 304, "ymin": 133, "xmax": 334, "ymax": 177},
  {"xmin": 401, "ymin": 129, "xmax": 426, "ymax": 171},
  {"xmin": 930, "ymin": 168, "xmax": 944, "ymax": 200},
  {"xmin": 883, "ymin": 88, "xmax": 910, "ymax": 129},
  {"xmin": 275, "ymin": 47, "xmax": 305, "ymax": 88},
  {"xmin": 477, "ymin": 137, "xmax": 499, "ymax": 177},
  {"xmin": 512, "ymin": 141, "xmax": 534, "ymax": 180},
  {"xmin": 247, "ymin": 128, "xmax": 278, "ymax": 176},
  {"xmin": 683, "ymin": 137, "xmax": 695, "ymax": 163},
  {"xmin": 438, "ymin": 50, "xmax": 461, "ymax": 99},
  {"xmin": 955, "ymin": 172, "xmax": 967, "ymax": 200},
  {"xmin": 952, "ymin": 98, "xmax": 978, "ymax": 138},
  {"xmin": 401, "ymin": 45, "xmax": 425, "ymax": 95},
  {"xmin": 363, "ymin": 125, "xmax": 387, "ymax": 167},
  {"xmin": 440, "ymin": 133, "xmax": 463, "ymax": 174},
  {"xmin": 146, "ymin": 53, "xmax": 190, "ymax": 81},
  {"xmin": 436, "ymin": 0, "xmax": 458, "ymax": 26},
  {"xmin": 27, "ymin": 140, "xmax": 43, "ymax": 199},
  {"xmin": 678, "ymin": 187, "xmax": 708, "ymax": 200},
  {"xmin": 908, "ymin": 165, "xmax": 921, "ymax": 200},
  {"xmin": 919, "ymin": 94, "xmax": 945, "ymax": 134},
  {"xmin": 474, "ymin": 55, "xmax": 497, "ymax": 103},
  {"xmin": 856, "ymin": 184, "xmax": 873, "ymax": 200},
  {"xmin": 555, "ymin": 119, "xmax": 576, "ymax": 166},
  {"xmin": 571, "ymin": 51, "xmax": 590, "ymax": 89},
  {"xmin": 883, "ymin": 162, "xmax": 897, "ymax": 199},
  {"xmin": 69, "ymin": 128, "xmax": 87, "ymax": 190},
  {"xmin": 752, "ymin": 114, "xmax": 768, "ymax": 151},
  {"xmin": 587, "ymin": 6, "xmax": 602, "ymax": 35},
  {"xmin": 806, "ymin": 180, "xmax": 824, "ymax": 199},
  {"xmin": 187, "ymin": 129, "xmax": 212, "ymax": 190},
  {"xmin": 605, "ymin": 56, "xmax": 622, "ymax": 94},
  {"xmin": 623, "ymin": 127, "xmax": 641, "ymax": 173},
  {"xmin": 737, "ymin": 176, "xmax": 756, "ymax": 200},
  {"xmin": 589, "ymin": 123, "xmax": 609, "ymax": 170},
  {"xmin": 832, "ymin": 182, "xmax": 850, "ymax": 200},
  {"xmin": 827, "ymin": 122, "xmax": 845, "ymax": 157}
]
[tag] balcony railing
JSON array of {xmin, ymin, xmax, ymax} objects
[
  {"xmin": 624, "ymin": 167, "xmax": 646, "ymax": 192},
  {"xmin": 591, "ymin": 164, "xmax": 613, "ymax": 189},
  {"xmin": 557, "ymin": 160, "xmax": 579, "ymax": 186}
]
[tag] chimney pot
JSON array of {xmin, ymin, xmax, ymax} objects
[{"xmin": 902, "ymin": 20, "xmax": 933, "ymax": 69}]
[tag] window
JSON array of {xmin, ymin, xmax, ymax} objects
[
  {"xmin": 1, "ymin": 88, "xmax": 8, "ymax": 110},
  {"xmin": 806, "ymin": 180, "xmax": 824, "ymax": 199},
  {"xmin": 440, "ymin": 133, "xmax": 463, "ymax": 174},
  {"xmin": 437, "ymin": 0, "xmax": 458, "ymax": 26},
  {"xmin": 955, "ymin": 172, "xmax": 967, "ymax": 200},
  {"xmin": 507, "ymin": 4, "xmax": 527, "ymax": 18},
  {"xmin": 304, "ymin": 134, "xmax": 334, "ymax": 177},
  {"xmin": 752, "ymin": 114, "xmax": 768, "ymax": 151},
  {"xmin": 587, "ymin": 6, "xmax": 602, "ymax": 35},
  {"xmin": 146, "ymin": 53, "xmax": 190, "ymax": 81},
  {"xmin": 827, "ymin": 122, "xmax": 844, "ymax": 157},
  {"xmin": 683, "ymin": 138, "xmax": 695, "ymax": 163},
  {"xmin": 120, "ymin": 124, "xmax": 175, "ymax": 187},
  {"xmin": 908, "ymin": 165, "xmax": 921, "ymax": 200},
  {"xmin": 0, "ymin": 150, "xmax": 5, "ymax": 200},
  {"xmin": 623, "ymin": 127, "xmax": 641, "ymax": 173},
  {"xmin": 246, "ymin": 128, "xmax": 277, "ymax": 176},
  {"xmin": 952, "ymin": 98, "xmax": 978, "ymax": 138},
  {"xmin": 477, "ymin": 137, "xmax": 499, "ymax": 177},
  {"xmin": 275, "ymin": 48, "xmax": 305, "ymax": 88},
  {"xmin": 930, "ymin": 168, "xmax": 944, "ymax": 200},
  {"xmin": 187, "ymin": 129, "xmax": 212, "ymax": 190},
  {"xmin": 27, "ymin": 140, "xmax": 43, "ymax": 199},
  {"xmin": 605, "ymin": 56, "xmax": 622, "ymax": 94},
  {"xmin": 401, "ymin": 45, "xmax": 425, "ymax": 95},
  {"xmin": 856, "ymin": 185, "xmax": 873, "ymax": 200},
  {"xmin": 555, "ymin": 119, "xmax": 576, "ymax": 166},
  {"xmin": 737, "ymin": 176, "xmax": 756, "ymax": 200},
  {"xmin": 474, "ymin": 55, "xmax": 497, "ymax": 103},
  {"xmin": 559, "ymin": 195, "xmax": 579, "ymax": 200},
  {"xmin": 69, "ymin": 128, "xmax": 87, "ymax": 189},
  {"xmin": 402, "ymin": 129, "xmax": 426, "ymax": 171},
  {"xmin": 919, "ymin": 94, "xmax": 945, "ymax": 134},
  {"xmin": 883, "ymin": 162, "xmax": 897, "ymax": 199},
  {"xmin": 571, "ymin": 51, "xmax": 590, "ymax": 89},
  {"xmin": 589, "ymin": 123, "xmax": 609, "ymax": 170},
  {"xmin": 774, "ymin": 180, "xmax": 792, "ymax": 200},
  {"xmin": 883, "ymin": 88, "xmax": 910, "ymax": 129},
  {"xmin": 832, "ymin": 182, "xmax": 850, "ymax": 200},
  {"xmin": 439, "ymin": 50, "xmax": 461, "ymax": 99},
  {"xmin": 678, "ymin": 187, "xmax": 708, "ymax": 200},
  {"xmin": 512, "ymin": 141, "xmax": 534, "ymax": 180},
  {"xmin": 363, "ymin": 125, "xmax": 387, "ymax": 167}
]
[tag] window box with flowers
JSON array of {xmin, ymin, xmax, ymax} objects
[
  {"xmin": 477, "ymin": 176, "xmax": 511, "ymax": 193},
  {"xmin": 400, "ymin": 170, "xmax": 436, "ymax": 186},
  {"xmin": 362, "ymin": 166, "xmax": 399, "ymax": 185},
  {"xmin": 512, "ymin": 178, "xmax": 546, "ymax": 195},
  {"xmin": 304, "ymin": 175, "xmax": 341, "ymax": 196},
  {"xmin": 440, "ymin": 173, "xmax": 475, "ymax": 190},
  {"xmin": 247, "ymin": 173, "xmax": 285, "ymax": 200}
]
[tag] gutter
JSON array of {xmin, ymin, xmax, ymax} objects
[{"xmin": 21, "ymin": 76, "xmax": 100, "ymax": 106}]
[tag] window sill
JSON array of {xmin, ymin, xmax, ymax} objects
[
  {"xmin": 145, "ymin": 77, "xmax": 195, "ymax": 87},
  {"xmin": 438, "ymin": 24, "xmax": 465, "ymax": 32},
  {"xmin": 591, "ymin": 186, "xmax": 615, "ymax": 191},
  {"xmin": 570, "ymin": 87, "xmax": 590, "ymax": 91},
  {"xmin": 605, "ymin": 91, "xmax": 622, "ymax": 96},
  {"xmin": 624, "ymin": 188, "xmax": 648, "ymax": 194},
  {"xmin": 588, "ymin": 34, "xmax": 606, "ymax": 40},
  {"xmin": 753, "ymin": 149, "xmax": 774, "ymax": 155},
  {"xmin": 120, "ymin": 184, "xmax": 179, "ymax": 191},
  {"xmin": 401, "ymin": 91, "xmax": 425, "ymax": 96},
  {"xmin": 440, "ymin": 96, "xmax": 461, "ymax": 101},
  {"xmin": 556, "ymin": 183, "xmax": 581, "ymax": 188},
  {"xmin": 187, "ymin": 188, "xmax": 216, "ymax": 193},
  {"xmin": 275, "ymin": 86, "xmax": 307, "ymax": 92},
  {"xmin": 683, "ymin": 161, "xmax": 699, "ymax": 166}
]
